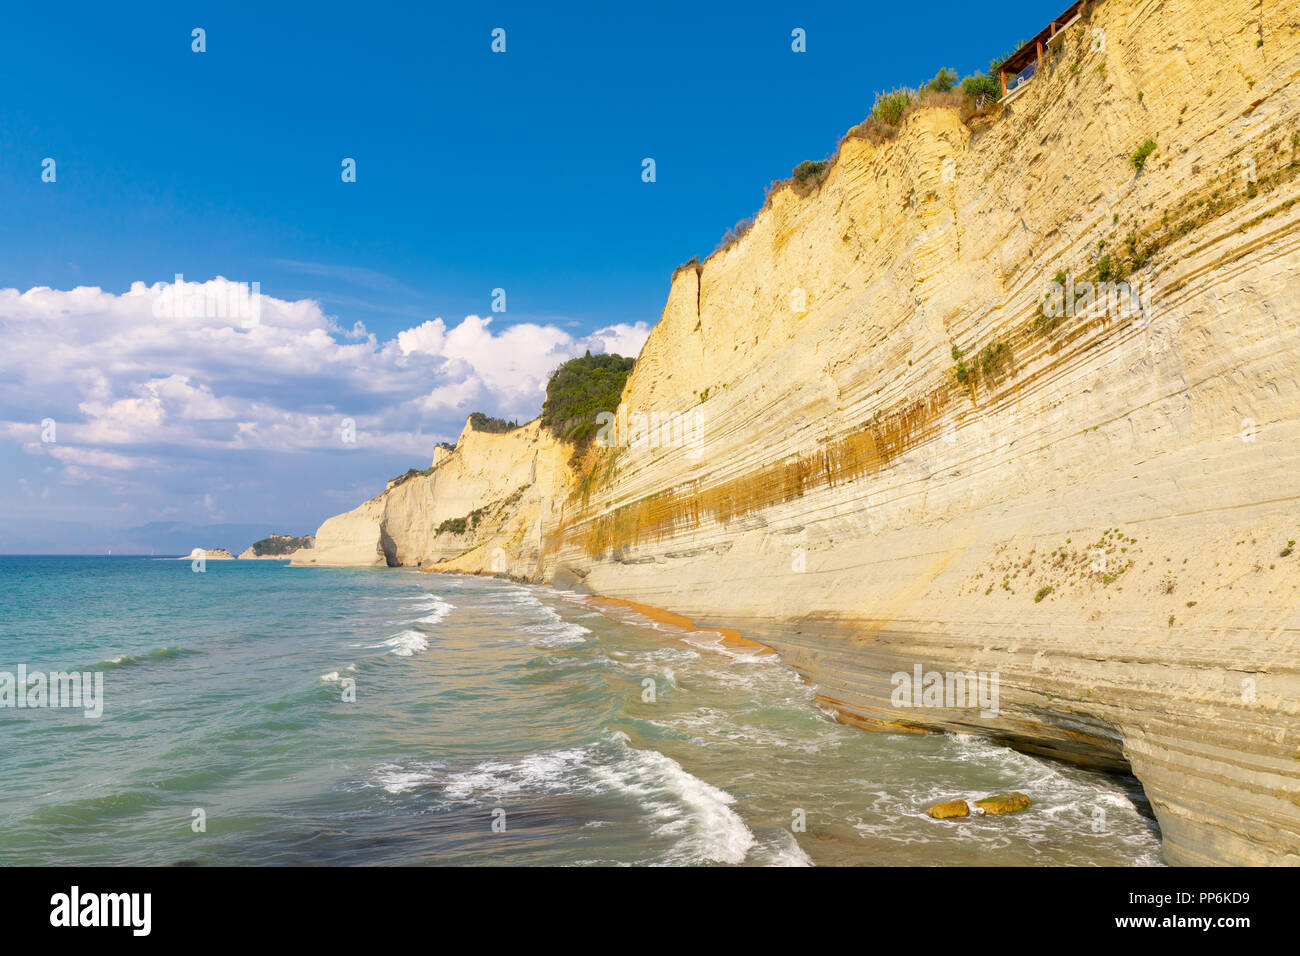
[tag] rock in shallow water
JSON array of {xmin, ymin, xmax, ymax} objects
[
  {"xmin": 974, "ymin": 792, "xmax": 1032, "ymax": 815},
  {"xmin": 926, "ymin": 792, "xmax": 1032, "ymax": 819},
  {"xmin": 925, "ymin": 799, "xmax": 971, "ymax": 819}
]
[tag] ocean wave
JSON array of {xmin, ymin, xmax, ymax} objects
[
  {"xmin": 679, "ymin": 630, "xmax": 776, "ymax": 664},
  {"xmin": 367, "ymin": 630, "xmax": 429, "ymax": 657},
  {"xmin": 94, "ymin": 646, "xmax": 196, "ymax": 668},
  {"xmin": 442, "ymin": 747, "xmax": 590, "ymax": 800},
  {"xmin": 524, "ymin": 622, "xmax": 591, "ymax": 648},
  {"xmin": 518, "ymin": 605, "xmax": 592, "ymax": 647},
  {"xmin": 597, "ymin": 746, "xmax": 756, "ymax": 865},
  {"xmin": 644, "ymin": 708, "xmax": 836, "ymax": 755},
  {"xmin": 490, "ymin": 584, "xmax": 543, "ymax": 608},
  {"xmin": 441, "ymin": 737, "xmax": 756, "ymax": 865},
  {"xmin": 753, "ymin": 830, "xmax": 815, "ymax": 867},
  {"xmin": 414, "ymin": 596, "xmax": 455, "ymax": 625},
  {"xmin": 370, "ymin": 762, "xmax": 444, "ymax": 794}
]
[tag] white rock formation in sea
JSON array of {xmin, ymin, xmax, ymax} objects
[{"xmin": 177, "ymin": 548, "xmax": 235, "ymax": 560}]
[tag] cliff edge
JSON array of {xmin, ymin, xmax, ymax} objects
[{"xmin": 293, "ymin": 416, "xmax": 572, "ymax": 572}]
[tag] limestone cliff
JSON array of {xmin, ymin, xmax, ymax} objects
[
  {"xmin": 304, "ymin": 0, "xmax": 1300, "ymax": 865},
  {"xmin": 294, "ymin": 417, "xmax": 572, "ymax": 572}
]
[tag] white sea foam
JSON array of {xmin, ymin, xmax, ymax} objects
[
  {"xmin": 598, "ymin": 746, "xmax": 756, "ymax": 865},
  {"xmin": 441, "ymin": 738, "xmax": 756, "ymax": 865},
  {"xmin": 680, "ymin": 630, "xmax": 776, "ymax": 664},
  {"xmin": 755, "ymin": 831, "xmax": 815, "ymax": 867},
  {"xmin": 518, "ymin": 603, "xmax": 593, "ymax": 647},
  {"xmin": 371, "ymin": 762, "xmax": 443, "ymax": 794},
  {"xmin": 525, "ymin": 621, "xmax": 591, "ymax": 647},
  {"xmin": 442, "ymin": 748, "xmax": 590, "ymax": 800},
  {"xmin": 497, "ymin": 585, "xmax": 543, "ymax": 608},
  {"xmin": 833, "ymin": 732, "xmax": 1164, "ymax": 864},
  {"xmin": 370, "ymin": 630, "xmax": 429, "ymax": 657},
  {"xmin": 415, "ymin": 596, "xmax": 455, "ymax": 625}
]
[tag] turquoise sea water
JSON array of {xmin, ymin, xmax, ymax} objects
[{"xmin": 0, "ymin": 556, "xmax": 1163, "ymax": 865}]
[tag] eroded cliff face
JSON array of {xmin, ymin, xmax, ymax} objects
[
  {"xmin": 294, "ymin": 418, "xmax": 573, "ymax": 572},
  {"xmin": 306, "ymin": 0, "xmax": 1300, "ymax": 865}
]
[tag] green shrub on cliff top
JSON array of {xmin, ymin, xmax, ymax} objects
[
  {"xmin": 467, "ymin": 412, "xmax": 521, "ymax": 433},
  {"xmin": 249, "ymin": 534, "xmax": 313, "ymax": 556},
  {"xmin": 791, "ymin": 160, "xmax": 831, "ymax": 190},
  {"xmin": 926, "ymin": 68, "xmax": 959, "ymax": 94},
  {"xmin": 960, "ymin": 73, "xmax": 1001, "ymax": 109},
  {"xmin": 540, "ymin": 351, "xmax": 636, "ymax": 453},
  {"xmin": 871, "ymin": 88, "xmax": 915, "ymax": 126}
]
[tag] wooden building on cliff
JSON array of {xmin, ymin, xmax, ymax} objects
[{"xmin": 998, "ymin": 0, "xmax": 1087, "ymax": 102}]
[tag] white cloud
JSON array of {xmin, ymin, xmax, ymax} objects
[
  {"xmin": 587, "ymin": 323, "xmax": 652, "ymax": 358},
  {"xmin": 0, "ymin": 277, "xmax": 652, "ymax": 483},
  {"xmin": 396, "ymin": 319, "xmax": 447, "ymax": 356},
  {"xmin": 46, "ymin": 446, "xmax": 153, "ymax": 471}
]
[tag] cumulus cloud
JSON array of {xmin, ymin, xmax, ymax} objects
[{"xmin": 0, "ymin": 277, "xmax": 651, "ymax": 481}]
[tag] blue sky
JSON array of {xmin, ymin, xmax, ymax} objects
[{"xmin": 0, "ymin": 0, "xmax": 1052, "ymax": 552}]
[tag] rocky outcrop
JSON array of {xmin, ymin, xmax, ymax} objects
[
  {"xmin": 176, "ymin": 548, "xmax": 234, "ymax": 560},
  {"xmin": 237, "ymin": 534, "xmax": 315, "ymax": 559},
  {"xmin": 293, "ymin": 417, "xmax": 572, "ymax": 571},
  {"xmin": 305, "ymin": 0, "xmax": 1300, "ymax": 865}
]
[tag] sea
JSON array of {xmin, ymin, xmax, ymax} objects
[{"xmin": 0, "ymin": 555, "xmax": 1163, "ymax": 865}]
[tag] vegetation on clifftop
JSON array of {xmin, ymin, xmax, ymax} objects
[
  {"xmin": 540, "ymin": 351, "xmax": 636, "ymax": 454},
  {"xmin": 704, "ymin": 52, "xmax": 1022, "ymax": 266},
  {"xmin": 248, "ymin": 534, "xmax": 313, "ymax": 555},
  {"xmin": 467, "ymin": 412, "xmax": 521, "ymax": 433}
]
